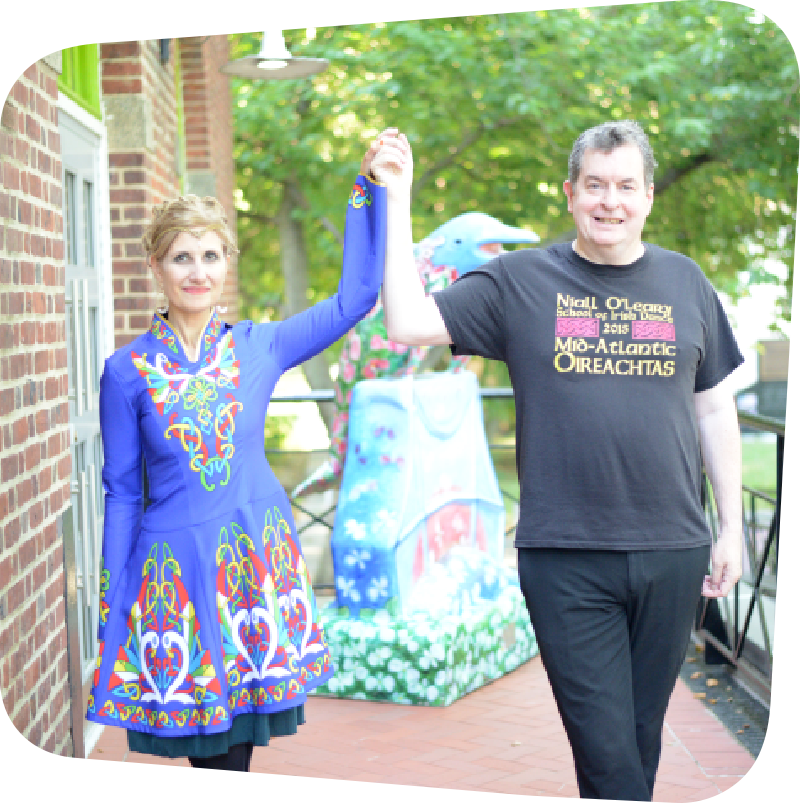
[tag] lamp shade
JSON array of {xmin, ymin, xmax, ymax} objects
[{"xmin": 221, "ymin": 30, "xmax": 328, "ymax": 81}]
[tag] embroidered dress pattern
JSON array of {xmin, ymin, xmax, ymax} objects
[
  {"xmin": 150, "ymin": 316, "xmax": 179, "ymax": 354},
  {"xmin": 215, "ymin": 522, "xmax": 303, "ymax": 709},
  {"xmin": 264, "ymin": 507, "xmax": 330, "ymax": 685},
  {"xmin": 100, "ymin": 542, "xmax": 225, "ymax": 729},
  {"xmin": 132, "ymin": 330, "xmax": 243, "ymax": 491},
  {"xmin": 349, "ymin": 183, "xmax": 372, "ymax": 209}
]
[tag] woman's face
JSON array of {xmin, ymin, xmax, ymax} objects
[{"xmin": 151, "ymin": 230, "xmax": 228, "ymax": 319}]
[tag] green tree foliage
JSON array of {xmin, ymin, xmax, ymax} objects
[{"xmin": 232, "ymin": 2, "xmax": 798, "ymax": 388}]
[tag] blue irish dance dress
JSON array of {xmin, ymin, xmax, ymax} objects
[{"xmin": 86, "ymin": 175, "xmax": 386, "ymax": 755}]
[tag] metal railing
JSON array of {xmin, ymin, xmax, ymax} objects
[
  {"xmin": 271, "ymin": 391, "xmax": 782, "ymax": 703},
  {"xmin": 695, "ymin": 411, "xmax": 783, "ymax": 706}
]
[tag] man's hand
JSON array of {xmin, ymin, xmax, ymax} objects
[
  {"xmin": 360, "ymin": 127, "xmax": 410, "ymax": 185},
  {"xmin": 369, "ymin": 130, "xmax": 413, "ymax": 197},
  {"xmin": 702, "ymin": 529, "xmax": 743, "ymax": 598}
]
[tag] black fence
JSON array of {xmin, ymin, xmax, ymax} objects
[{"xmin": 270, "ymin": 390, "xmax": 782, "ymax": 703}]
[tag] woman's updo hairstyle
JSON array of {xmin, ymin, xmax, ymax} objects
[{"xmin": 142, "ymin": 195, "xmax": 239, "ymax": 262}]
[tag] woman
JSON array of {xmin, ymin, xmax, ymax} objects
[{"xmin": 86, "ymin": 146, "xmax": 386, "ymax": 772}]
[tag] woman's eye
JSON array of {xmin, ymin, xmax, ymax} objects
[
  {"xmin": 204, "ymin": 251, "xmax": 220, "ymax": 262},
  {"xmin": 172, "ymin": 253, "xmax": 188, "ymax": 262}
]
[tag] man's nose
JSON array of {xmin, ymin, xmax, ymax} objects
[{"xmin": 601, "ymin": 186, "xmax": 620, "ymax": 207}]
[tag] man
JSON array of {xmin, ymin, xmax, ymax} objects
[{"xmin": 370, "ymin": 121, "xmax": 743, "ymax": 801}]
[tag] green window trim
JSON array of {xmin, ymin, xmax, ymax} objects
[{"xmin": 59, "ymin": 44, "xmax": 102, "ymax": 120}]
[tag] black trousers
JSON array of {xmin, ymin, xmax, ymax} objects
[
  {"xmin": 188, "ymin": 741, "xmax": 254, "ymax": 772},
  {"xmin": 517, "ymin": 546, "xmax": 709, "ymax": 801}
]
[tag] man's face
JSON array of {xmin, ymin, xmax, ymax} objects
[{"xmin": 563, "ymin": 145, "xmax": 654, "ymax": 264}]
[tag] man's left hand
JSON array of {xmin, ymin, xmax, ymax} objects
[{"xmin": 702, "ymin": 529, "xmax": 743, "ymax": 598}]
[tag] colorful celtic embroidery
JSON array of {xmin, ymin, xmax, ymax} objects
[
  {"xmin": 263, "ymin": 507, "xmax": 327, "ymax": 664},
  {"xmin": 132, "ymin": 331, "xmax": 242, "ymax": 491},
  {"xmin": 150, "ymin": 317, "xmax": 179, "ymax": 354},
  {"xmin": 150, "ymin": 311, "xmax": 222, "ymax": 359},
  {"xmin": 215, "ymin": 522, "xmax": 299, "ymax": 691},
  {"xmin": 106, "ymin": 542, "xmax": 221, "ymax": 723},
  {"xmin": 349, "ymin": 183, "xmax": 372, "ymax": 209}
]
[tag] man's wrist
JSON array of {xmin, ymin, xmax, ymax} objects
[{"xmin": 715, "ymin": 526, "xmax": 743, "ymax": 544}]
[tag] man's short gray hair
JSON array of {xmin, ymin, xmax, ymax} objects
[{"xmin": 568, "ymin": 120, "xmax": 658, "ymax": 187}]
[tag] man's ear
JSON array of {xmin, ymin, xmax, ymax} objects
[{"xmin": 563, "ymin": 180, "xmax": 574, "ymax": 213}]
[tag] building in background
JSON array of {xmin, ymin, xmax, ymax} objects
[
  {"xmin": 0, "ymin": 35, "xmax": 238, "ymax": 757},
  {"xmin": 736, "ymin": 339, "xmax": 790, "ymax": 421}
]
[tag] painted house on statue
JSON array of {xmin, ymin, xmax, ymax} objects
[{"xmin": 0, "ymin": 36, "xmax": 238, "ymax": 758}]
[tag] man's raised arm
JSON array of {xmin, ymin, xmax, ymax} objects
[{"xmin": 367, "ymin": 129, "xmax": 452, "ymax": 347}]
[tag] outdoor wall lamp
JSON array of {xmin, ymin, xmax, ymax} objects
[{"xmin": 220, "ymin": 30, "xmax": 328, "ymax": 80}]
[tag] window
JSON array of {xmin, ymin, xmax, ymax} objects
[{"xmin": 59, "ymin": 45, "xmax": 102, "ymax": 120}]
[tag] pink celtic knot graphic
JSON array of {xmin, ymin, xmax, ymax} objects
[
  {"xmin": 632, "ymin": 321, "xmax": 675, "ymax": 340},
  {"xmin": 555, "ymin": 318, "xmax": 600, "ymax": 337}
]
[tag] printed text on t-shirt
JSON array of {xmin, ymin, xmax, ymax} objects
[{"xmin": 554, "ymin": 294, "xmax": 676, "ymax": 377}]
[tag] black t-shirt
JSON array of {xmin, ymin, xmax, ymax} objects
[{"xmin": 434, "ymin": 242, "xmax": 744, "ymax": 550}]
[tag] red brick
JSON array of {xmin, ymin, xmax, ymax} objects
[
  {"xmin": 28, "ymin": 501, "xmax": 43, "ymax": 529},
  {"xmin": 8, "ymin": 354, "xmax": 24, "ymax": 380},
  {"xmin": 123, "ymin": 170, "xmax": 147, "ymax": 184},
  {"xmin": 1, "ymin": 456, "xmax": 17, "ymax": 483},
  {"xmin": 102, "ymin": 78, "xmax": 143, "ymax": 94},
  {"xmin": 0, "ymin": 323, "xmax": 16, "ymax": 348},
  {"xmin": 3, "ymin": 515, "xmax": 21, "ymax": 547},
  {"xmin": 109, "ymin": 153, "xmax": 144, "ymax": 167},
  {"xmin": 4, "ymin": 163, "xmax": 20, "ymax": 190},
  {"xmin": 7, "ymin": 291, "xmax": 24, "ymax": 313},
  {"xmin": 6, "ymin": 577, "xmax": 25, "ymax": 613},
  {"xmin": 37, "ymin": 467, "xmax": 52, "ymax": 497},
  {"xmin": 25, "ymin": 443, "xmax": 42, "ymax": 471},
  {"xmin": 109, "ymin": 188, "xmax": 147, "ymax": 205},
  {"xmin": 0, "ymin": 553, "xmax": 16, "ymax": 590},
  {"xmin": 32, "ymin": 561, "xmax": 47, "ymax": 593},
  {"xmin": 28, "ymin": 292, "xmax": 46, "ymax": 314},
  {"xmin": 44, "ymin": 376, "xmax": 58, "ymax": 401},
  {"xmin": 100, "ymin": 41, "xmax": 141, "ymax": 59},
  {"xmin": 102, "ymin": 61, "xmax": 143, "ymax": 77},
  {"xmin": 112, "ymin": 260, "xmax": 148, "ymax": 275},
  {"xmin": 13, "ymin": 415, "xmax": 28, "ymax": 444},
  {"xmin": 34, "ymin": 409, "xmax": 49, "ymax": 434}
]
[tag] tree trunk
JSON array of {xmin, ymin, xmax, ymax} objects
[{"xmin": 276, "ymin": 179, "xmax": 336, "ymax": 435}]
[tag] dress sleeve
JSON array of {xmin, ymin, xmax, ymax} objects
[
  {"xmin": 97, "ymin": 360, "xmax": 143, "ymax": 642},
  {"xmin": 269, "ymin": 174, "xmax": 387, "ymax": 372}
]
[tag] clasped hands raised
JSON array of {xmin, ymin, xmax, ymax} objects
[{"xmin": 361, "ymin": 127, "xmax": 413, "ymax": 194}]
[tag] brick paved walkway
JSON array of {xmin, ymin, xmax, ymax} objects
[{"xmin": 88, "ymin": 654, "xmax": 753, "ymax": 800}]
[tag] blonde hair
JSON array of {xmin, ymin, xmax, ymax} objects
[{"xmin": 142, "ymin": 195, "xmax": 239, "ymax": 262}]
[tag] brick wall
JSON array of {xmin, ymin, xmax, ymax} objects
[
  {"xmin": 101, "ymin": 40, "xmax": 182, "ymax": 349},
  {"xmin": 0, "ymin": 60, "xmax": 73, "ymax": 756},
  {"xmin": 104, "ymin": 37, "xmax": 239, "ymax": 349},
  {"xmin": 179, "ymin": 36, "xmax": 239, "ymax": 320}
]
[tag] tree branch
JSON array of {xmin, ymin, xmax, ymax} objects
[{"xmin": 412, "ymin": 117, "xmax": 522, "ymax": 195}]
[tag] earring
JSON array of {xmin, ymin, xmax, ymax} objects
[{"xmin": 156, "ymin": 284, "xmax": 168, "ymax": 315}]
